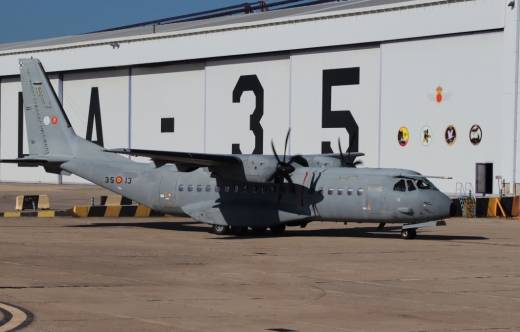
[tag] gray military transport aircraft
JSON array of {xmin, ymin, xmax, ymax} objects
[{"xmin": 1, "ymin": 58, "xmax": 452, "ymax": 239}]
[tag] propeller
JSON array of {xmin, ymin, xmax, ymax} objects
[
  {"xmin": 338, "ymin": 137, "xmax": 363, "ymax": 168},
  {"xmin": 267, "ymin": 129, "xmax": 308, "ymax": 184}
]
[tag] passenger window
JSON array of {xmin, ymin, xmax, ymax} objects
[
  {"xmin": 196, "ymin": 184, "xmax": 203, "ymax": 192},
  {"xmin": 205, "ymin": 184, "xmax": 211, "ymax": 192},
  {"xmin": 187, "ymin": 185, "xmax": 194, "ymax": 192},
  {"xmin": 357, "ymin": 188, "xmax": 364, "ymax": 196},
  {"xmin": 327, "ymin": 188, "xmax": 335, "ymax": 195},
  {"xmin": 215, "ymin": 185, "xmax": 220, "ymax": 193},
  {"xmin": 407, "ymin": 180, "xmax": 416, "ymax": 191},
  {"xmin": 224, "ymin": 185, "xmax": 230, "ymax": 193},
  {"xmin": 393, "ymin": 180, "xmax": 406, "ymax": 192},
  {"xmin": 178, "ymin": 184, "xmax": 184, "ymax": 192},
  {"xmin": 347, "ymin": 188, "xmax": 353, "ymax": 196},
  {"xmin": 252, "ymin": 185, "xmax": 258, "ymax": 193},
  {"xmin": 234, "ymin": 185, "xmax": 239, "ymax": 193},
  {"xmin": 337, "ymin": 189, "xmax": 344, "ymax": 196}
]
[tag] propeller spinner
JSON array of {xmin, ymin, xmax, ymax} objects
[{"xmin": 267, "ymin": 129, "xmax": 308, "ymax": 184}]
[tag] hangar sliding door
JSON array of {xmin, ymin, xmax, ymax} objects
[
  {"xmin": 290, "ymin": 47, "xmax": 381, "ymax": 166},
  {"xmin": 0, "ymin": 77, "xmax": 60, "ymax": 183},
  {"xmin": 131, "ymin": 63, "xmax": 205, "ymax": 154},
  {"xmin": 379, "ymin": 32, "xmax": 503, "ymax": 194},
  {"xmin": 205, "ymin": 55, "xmax": 290, "ymax": 155}
]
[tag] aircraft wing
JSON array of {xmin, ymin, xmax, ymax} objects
[
  {"xmin": 396, "ymin": 174, "xmax": 452, "ymax": 180},
  {"xmin": 106, "ymin": 148, "xmax": 246, "ymax": 178}
]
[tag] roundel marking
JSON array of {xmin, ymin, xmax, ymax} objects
[
  {"xmin": 398, "ymin": 127, "xmax": 409, "ymax": 147},
  {"xmin": 421, "ymin": 126, "xmax": 432, "ymax": 146},
  {"xmin": 43, "ymin": 116, "xmax": 50, "ymax": 126},
  {"xmin": 445, "ymin": 125, "xmax": 457, "ymax": 145},
  {"xmin": 435, "ymin": 86, "xmax": 443, "ymax": 103},
  {"xmin": 115, "ymin": 176, "xmax": 123, "ymax": 185},
  {"xmin": 469, "ymin": 124, "xmax": 482, "ymax": 145},
  {"xmin": 51, "ymin": 116, "xmax": 59, "ymax": 125}
]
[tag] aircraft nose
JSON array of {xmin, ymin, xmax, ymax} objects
[{"xmin": 439, "ymin": 193, "xmax": 452, "ymax": 219}]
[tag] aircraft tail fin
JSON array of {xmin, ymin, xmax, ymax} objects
[{"xmin": 19, "ymin": 58, "xmax": 76, "ymax": 158}]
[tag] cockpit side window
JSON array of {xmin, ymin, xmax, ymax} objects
[
  {"xmin": 416, "ymin": 180, "xmax": 431, "ymax": 190},
  {"xmin": 406, "ymin": 180, "xmax": 416, "ymax": 191},
  {"xmin": 393, "ymin": 180, "xmax": 406, "ymax": 192}
]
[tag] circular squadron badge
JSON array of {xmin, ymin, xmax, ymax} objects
[
  {"xmin": 398, "ymin": 127, "xmax": 410, "ymax": 147},
  {"xmin": 469, "ymin": 124, "xmax": 482, "ymax": 145},
  {"xmin": 421, "ymin": 126, "xmax": 432, "ymax": 146},
  {"xmin": 445, "ymin": 125, "xmax": 456, "ymax": 145}
]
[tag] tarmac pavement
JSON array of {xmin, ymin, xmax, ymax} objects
[{"xmin": 0, "ymin": 184, "xmax": 519, "ymax": 331}]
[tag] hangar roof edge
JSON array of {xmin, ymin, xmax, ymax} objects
[{"xmin": 0, "ymin": 0, "xmax": 471, "ymax": 54}]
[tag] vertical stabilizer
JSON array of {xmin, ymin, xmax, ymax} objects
[{"xmin": 19, "ymin": 58, "xmax": 76, "ymax": 157}]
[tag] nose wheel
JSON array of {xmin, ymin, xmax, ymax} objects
[{"xmin": 401, "ymin": 228, "xmax": 417, "ymax": 239}]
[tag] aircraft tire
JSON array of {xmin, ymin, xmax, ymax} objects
[
  {"xmin": 401, "ymin": 228, "xmax": 417, "ymax": 239},
  {"xmin": 270, "ymin": 224, "xmax": 286, "ymax": 234},
  {"xmin": 212, "ymin": 224, "xmax": 230, "ymax": 235},
  {"xmin": 251, "ymin": 226, "xmax": 267, "ymax": 234},
  {"xmin": 230, "ymin": 226, "xmax": 248, "ymax": 235}
]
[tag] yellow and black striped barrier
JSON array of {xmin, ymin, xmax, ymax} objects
[
  {"xmin": 72, "ymin": 205, "xmax": 165, "ymax": 218},
  {"xmin": 0, "ymin": 210, "xmax": 72, "ymax": 218},
  {"xmin": 15, "ymin": 194, "xmax": 50, "ymax": 211},
  {"xmin": 451, "ymin": 196, "xmax": 520, "ymax": 218}
]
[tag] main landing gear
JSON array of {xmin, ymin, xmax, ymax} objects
[
  {"xmin": 211, "ymin": 224, "xmax": 286, "ymax": 236},
  {"xmin": 400, "ymin": 228, "xmax": 417, "ymax": 240}
]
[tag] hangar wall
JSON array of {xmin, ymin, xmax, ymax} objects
[{"xmin": 0, "ymin": 30, "xmax": 506, "ymax": 194}]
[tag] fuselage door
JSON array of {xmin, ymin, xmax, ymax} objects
[{"xmin": 367, "ymin": 185, "xmax": 385, "ymax": 219}]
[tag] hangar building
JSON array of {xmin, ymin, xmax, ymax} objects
[{"xmin": 0, "ymin": 0, "xmax": 518, "ymax": 196}]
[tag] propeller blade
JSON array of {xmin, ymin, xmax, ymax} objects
[
  {"xmin": 283, "ymin": 128, "xmax": 291, "ymax": 163},
  {"xmin": 338, "ymin": 138, "xmax": 345, "ymax": 166},
  {"xmin": 271, "ymin": 140, "xmax": 281, "ymax": 163},
  {"xmin": 284, "ymin": 174, "xmax": 294, "ymax": 186}
]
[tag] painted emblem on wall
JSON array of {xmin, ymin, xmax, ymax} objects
[
  {"xmin": 469, "ymin": 124, "xmax": 482, "ymax": 145},
  {"xmin": 421, "ymin": 126, "xmax": 432, "ymax": 146},
  {"xmin": 398, "ymin": 127, "xmax": 410, "ymax": 147},
  {"xmin": 445, "ymin": 125, "xmax": 456, "ymax": 145},
  {"xmin": 435, "ymin": 86, "xmax": 443, "ymax": 103}
]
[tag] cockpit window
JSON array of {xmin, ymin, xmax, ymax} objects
[
  {"xmin": 406, "ymin": 180, "xmax": 416, "ymax": 191},
  {"xmin": 393, "ymin": 180, "xmax": 406, "ymax": 192},
  {"xmin": 417, "ymin": 180, "xmax": 431, "ymax": 190}
]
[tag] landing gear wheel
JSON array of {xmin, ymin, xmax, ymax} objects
[
  {"xmin": 230, "ymin": 226, "xmax": 248, "ymax": 235},
  {"xmin": 212, "ymin": 224, "xmax": 230, "ymax": 235},
  {"xmin": 401, "ymin": 228, "xmax": 417, "ymax": 240},
  {"xmin": 251, "ymin": 226, "xmax": 267, "ymax": 234},
  {"xmin": 270, "ymin": 224, "xmax": 286, "ymax": 235}
]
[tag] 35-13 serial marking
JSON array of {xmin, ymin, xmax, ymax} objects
[{"xmin": 104, "ymin": 176, "xmax": 132, "ymax": 184}]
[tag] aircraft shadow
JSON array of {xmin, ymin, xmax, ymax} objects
[
  {"xmin": 70, "ymin": 220, "xmax": 207, "ymax": 233},
  {"xmin": 220, "ymin": 227, "xmax": 489, "ymax": 241},
  {"xmin": 70, "ymin": 222, "xmax": 488, "ymax": 241}
]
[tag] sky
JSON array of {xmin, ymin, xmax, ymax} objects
[{"xmin": 0, "ymin": 0, "xmax": 262, "ymax": 44}]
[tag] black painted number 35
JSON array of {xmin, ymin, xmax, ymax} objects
[{"xmin": 231, "ymin": 68, "xmax": 360, "ymax": 155}]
